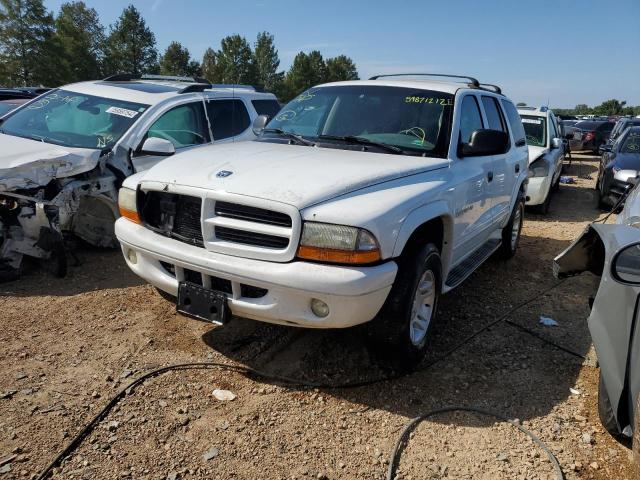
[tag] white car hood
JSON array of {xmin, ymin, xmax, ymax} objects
[
  {"xmin": 141, "ymin": 141, "xmax": 450, "ymax": 208},
  {"xmin": 0, "ymin": 133, "xmax": 102, "ymax": 191},
  {"xmin": 527, "ymin": 145, "xmax": 548, "ymax": 165}
]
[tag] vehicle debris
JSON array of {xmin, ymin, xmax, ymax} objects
[
  {"xmin": 212, "ymin": 389, "xmax": 236, "ymax": 401},
  {"xmin": 539, "ymin": 316, "xmax": 559, "ymax": 327}
]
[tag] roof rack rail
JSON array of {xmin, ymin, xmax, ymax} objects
[
  {"xmin": 209, "ymin": 83, "xmax": 259, "ymax": 91},
  {"xmin": 479, "ymin": 83, "xmax": 502, "ymax": 94},
  {"xmin": 179, "ymin": 83, "xmax": 213, "ymax": 94},
  {"xmin": 103, "ymin": 73, "xmax": 140, "ymax": 82},
  {"xmin": 368, "ymin": 73, "xmax": 480, "ymax": 88}
]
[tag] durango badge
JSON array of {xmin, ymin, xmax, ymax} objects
[{"xmin": 216, "ymin": 170, "xmax": 233, "ymax": 178}]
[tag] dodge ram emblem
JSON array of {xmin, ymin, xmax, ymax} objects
[{"xmin": 216, "ymin": 170, "xmax": 233, "ymax": 178}]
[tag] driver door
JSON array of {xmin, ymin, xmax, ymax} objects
[{"xmin": 132, "ymin": 100, "xmax": 211, "ymax": 172}]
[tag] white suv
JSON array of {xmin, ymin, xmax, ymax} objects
[
  {"xmin": 116, "ymin": 74, "xmax": 528, "ymax": 364},
  {"xmin": 0, "ymin": 75, "xmax": 279, "ymax": 280},
  {"xmin": 518, "ymin": 106, "xmax": 565, "ymax": 213}
]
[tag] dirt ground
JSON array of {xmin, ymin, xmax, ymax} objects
[{"xmin": 0, "ymin": 153, "xmax": 635, "ymax": 479}]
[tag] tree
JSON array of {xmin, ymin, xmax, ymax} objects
[
  {"xmin": 159, "ymin": 41, "xmax": 190, "ymax": 76},
  {"xmin": 215, "ymin": 34, "xmax": 256, "ymax": 84},
  {"xmin": 574, "ymin": 104, "xmax": 591, "ymax": 115},
  {"xmin": 325, "ymin": 55, "xmax": 358, "ymax": 82},
  {"xmin": 201, "ymin": 47, "xmax": 219, "ymax": 82},
  {"xmin": 0, "ymin": 0, "xmax": 59, "ymax": 86},
  {"xmin": 55, "ymin": 1, "xmax": 104, "ymax": 83},
  {"xmin": 186, "ymin": 59, "xmax": 201, "ymax": 77},
  {"xmin": 594, "ymin": 99, "xmax": 626, "ymax": 116},
  {"xmin": 253, "ymin": 31, "xmax": 282, "ymax": 90},
  {"xmin": 284, "ymin": 50, "xmax": 326, "ymax": 99},
  {"xmin": 104, "ymin": 5, "xmax": 158, "ymax": 76}
]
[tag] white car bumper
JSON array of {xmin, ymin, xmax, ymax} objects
[
  {"xmin": 525, "ymin": 176, "xmax": 552, "ymax": 206},
  {"xmin": 115, "ymin": 218, "xmax": 397, "ymax": 329}
]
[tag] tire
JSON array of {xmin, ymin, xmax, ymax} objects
[
  {"xmin": 498, "ymin": 197, "xmax": 524, "ymax": 259},
  {"xmin": 598, "ymin": 372, "xmax": 621, "ymax": 437},
  {"xmin": 367, "ymin": 243, "xmax": 441, "ymax": 369}
]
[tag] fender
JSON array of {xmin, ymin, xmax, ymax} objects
[{"xmin": 392, "ymin": 200, "xmax": 454, "ymax": 279}]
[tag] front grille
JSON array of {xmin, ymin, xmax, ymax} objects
[
  {"xmin": 215, "ymin": 201, "xmax": 292, "ymax": 227},
  {"xmin": 139, "ymin": 191, "xmax": 204, "ymax": 247},
  {"xmin": 215, "ymin": 226, "xmax": 289, "ymax": 249}
]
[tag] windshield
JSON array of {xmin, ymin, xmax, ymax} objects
[
  {"xmin": 0, "ymin": 103, "xmax": 19, "ymax": 117},
  {"xmin": 265, "ymin": 86, "xmax": 454, "ymax": 156},
  {"xmin": 621, "ymin": 131, "xmax": 640, "ymax": 154},
  {"xmin": 0, "ymin": 89, "xmax": 149, "ymax": 150},
  {"xmin": 520, "ymin": 115, "xmax": 547, "ymax": 147}
]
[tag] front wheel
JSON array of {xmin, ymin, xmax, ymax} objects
[
  {"xmin": 368, "ymin": 243, "xmax": 442, "ymax": 368},
  {"xmin": 498, "ymin": 198, "xmax": 524, "ymax": 259}
]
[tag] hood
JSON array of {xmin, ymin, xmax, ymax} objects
[
  {"xmin": 141, "ymin": 141, "xmax": 450, "ymax": 209},
  {"xmin": 0, "ymin": 133, "xmax": 102, "ymax": 191},
  {"xmin": 527, "ymin": 145, "xmax": 548, "ymax": 165}
]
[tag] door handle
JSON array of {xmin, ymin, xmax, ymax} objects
[
  {"xmin": 487, "ymin": 171, "xmax": 494, "ymax": 182},
  {"xmin": 515, "ymin": 164, "xmax": 520, "ymax": 173}
]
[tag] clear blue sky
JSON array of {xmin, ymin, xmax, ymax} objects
[{"xmin": 44, "ymin": 0, "xmax": 640, "ymax": 108}]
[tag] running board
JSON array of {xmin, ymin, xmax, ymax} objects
[{"xmin": 445, "ymin": 239, "xmax": 501, "ymax": 289}]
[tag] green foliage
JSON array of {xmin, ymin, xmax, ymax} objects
[
  {"xmin": 201, "ymin": 47, "xmax": 219, "ymax": 82},
  {"xmin": 253, "ymin": 31, "xmax": 282, "ymax": 91},
  {"xmin": 0, "ymin": 0, "xmax": 59, "ymax": 86},
  {"xmin": 55, "ymin": 1, "xmax": 104, "ymax": 83},
  {"xmin": 159, "ymin": 41, "xmax": 191, "ymax": 76},
  {"xmin": 215, "ymin": 34, "xmax": 256, "ymax": 84},
  {"xmin": 553, "ymin": 100, "xmax": 639, "ymax": 117},
  {"xmin": 104, "ymin": 4, "xmax": 158, "ymax": 76},
  {"xmin": 325, "ymin": 55, "xmax": 358, "ymax": 83}
]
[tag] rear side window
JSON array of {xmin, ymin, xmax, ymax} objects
[
  {"xmin": 251, "ymin": 99, "xmax": 281, "ymax": 118},
  {"xmin": 481, "ymin": 96, "xmax": 506, "ymax": 132},
  {"xmin": 206, "ymin": 99, "xmax": 251, "ymax": 140},
  {"xmin": 501, "ymin": 99, "xmax": 526, "ymax": 145},
  {"xmin": 599, "ymin": 122, "xmax": 615, "ymax": 132},
  {"xmin": 459, "ymin": 96, "xmax": 483, "ymax": 143}
]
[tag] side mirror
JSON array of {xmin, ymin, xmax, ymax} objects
[
  {"xmin": 564, "ymin": 133, "xmax": 574, "ymax": 140},
  {"xmin": 551, "ymin": 137, "xmax": 562, "ymax": 149},
  {"xmin": 252, "ymin": 114, "xmax": 269, "ymax": 136},
  {"xmin": 138, "ymin": 137, "xmax": 175, "ymax": 157},
  {"xmin": 460, "ymin": 129, "xmax": 509, "ymax": 157},
  {"xmin": 613, "ymin": 244, "xmax": 640, "ymax": 284}
]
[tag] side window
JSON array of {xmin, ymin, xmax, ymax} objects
[
  {"xmin": 549, "ymin": 116, "xmax": 559, "ymax": 139},
  {"xmin": 251, "ymin": 99, "xmax": 281, "ymax": 118},
  {"xmin": 206, "ymin": 99, "xmax": 251, "ymax": 140},
  {"xmin": 481, "ymin": 96, "xmax": 506, "ymax": 131},
  {"xmin": 501, "ymin": 99, "xmax": 526, "ymax": 145},
  {"xmin": 147, "ymin": 102, "xmax": 210, "ymax": 148},
  {"xmin": 459, "ymin": 95, "xmax": 483, "ymax": 144}
]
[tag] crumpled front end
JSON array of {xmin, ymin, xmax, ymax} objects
[{"xmin": 0, "ymin": 149, "xmax": 121, "ymax": 280}]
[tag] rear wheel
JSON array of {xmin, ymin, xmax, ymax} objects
[
  {"xmin": 368, "ymin": 243, "xmax": 441, "ymax": 368},
  {"xmin": 498, "ymin": 198, "xmax": 524, "ymax": 259},
  {"xmin": 598, "ymin": 372, "xmax": 621, "ymax": 437}
]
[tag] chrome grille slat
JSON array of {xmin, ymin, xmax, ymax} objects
[
  {"xmin": 214, "ymin": 201, "xmax": 292, "ymax": 227},
  {"xmin": 215, "ymin": 226, "xmax": 289, "ymax": 249}
]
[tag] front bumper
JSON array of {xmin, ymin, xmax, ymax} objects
[
  {"xmin": 525, "ymin": 175, "xmax": 552, "ymax": 206},
  {"xmin": 115, "ymin": 218, "xmax": 397, "ymax": 329}
]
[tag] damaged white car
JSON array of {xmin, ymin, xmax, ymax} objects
[{"xmin": 0, "ymin": 75, "xmax": 280, "ymax": 280}]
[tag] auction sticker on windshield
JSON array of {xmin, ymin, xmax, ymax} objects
[
  {"xmin": 522, "ymin": 118, "xmax": 542, "ymax": 124},
  {"xmin": 106, "ymin": 106, "xmax": 140, "ymax": 118}
]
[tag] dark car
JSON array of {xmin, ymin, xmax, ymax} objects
[
  {"xmin": 575, "ymin": 120, "xmax": 616, "ymax": 153},
  {"xmin": 0, "ymin": 87, "xmax": 49, "ymax": 101},
  {"xmin": 597, "ymin": 126, "xmax": 640, "ymax": 208},
  {"xmin": 600, "ymin": 118, "xmax": 640, "ymax": 154},
  {"xmin": 0, "ymin": 98, "xmax": 29, "ymax": 117}
]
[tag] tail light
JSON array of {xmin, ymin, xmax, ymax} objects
[{"xmin": 584, "ymin": 131, "xmax": 595, "ymax": 141}]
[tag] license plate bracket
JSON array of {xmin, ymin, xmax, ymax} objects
[{"xmin": 177, "ymin": 282, "xmax": 229, "ymax": 325}]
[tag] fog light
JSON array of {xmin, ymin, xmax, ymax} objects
[
  {"xmin": 310, "ymin": 298, "xmax": 329, "ymax": 318},
  {"xmin": 127, "ymin": 249, "xmax": 137, "ymax": 264}
]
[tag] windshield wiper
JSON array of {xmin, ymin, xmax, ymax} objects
[
  {"xmin": 317, "ymin": 135, "xmax": 404, "ymax": 154},
  {"xmin": 263, "ymin": 128, "xmax": 315, "ymax": 146}
]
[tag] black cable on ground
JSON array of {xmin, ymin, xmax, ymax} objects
[
  {"xmin": 504, "ymin": 319, "xmax": 587, "ymax": 360},
  {"xmin": 35, "ymin": 280, "xmax": 568, "ymax": 480},
  {"xmin": 385, "ymin": 406, "xmax": 564, "ymax": 480}
]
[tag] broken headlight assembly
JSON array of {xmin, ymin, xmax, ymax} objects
[
  {"xmin": 296, "ymin": 222, "xmax": 381, "ymax": 265},
  {"xmin": 528, "ymin": 156, "xmax": 549, "ymax": 178},
  {"xmin": 118, "ymin": 187, "xmax": 140, "ymax": 224}
]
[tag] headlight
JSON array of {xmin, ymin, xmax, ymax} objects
[
  {"xmin": 528, "ymin": 156, "xmax": 549, "ymax": 178},
  {"xmin": 297, "ymin": 222, "xmax": 381, "ymax": 265},
  {"xmin": 118, "ymin": 187, "xmax": 140, "ymax": 224}
]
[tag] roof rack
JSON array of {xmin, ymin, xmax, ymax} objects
[
  {"xmin": 209, "ymin": 84, "xmax": 260, "ymax": 91},
  {"xmin": 179, "ymin": 83, "xmax": 212, "ymax": 94},
  {"xmin": 479, "ymin": 83, "xmax": 502, "ymax": 94},
  {"xmin": 103, "ymin": 74, "xmax": 212, "ymax": 85},
  {"xmin": 368, "ymin": 73, "xmax": 480, "ymax": 88}
]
